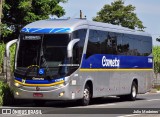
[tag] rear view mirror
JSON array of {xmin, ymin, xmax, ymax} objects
[{"xmin": 67, "ymin": 39, "xmax": 80, "ymax": 58}]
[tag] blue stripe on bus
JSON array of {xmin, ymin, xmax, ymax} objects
[
  {"xmin": 15, "ymin": 77, "xmax": 65, "ymax": 84},
  {"xmin": 21, "ymin": 28, "xmax": 71, "ymax": 33},
  {"xmin": 81, "ymin": 54, "xmax": 153, "ymax": 69}
]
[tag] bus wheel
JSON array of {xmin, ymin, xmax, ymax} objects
[
  {"xmin": 128, "ymin": 82, "xmax": 137, "ymax": 101},
  {"xmin": 33, "ymin": 100, "xmax": 46, "ymax": 107},
  {"xmin": 79, "ymin": 84, "xmax": 91, "ymax": 106}
]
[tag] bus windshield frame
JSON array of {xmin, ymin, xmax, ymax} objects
[{"xmin": 14, "ymin": 33, "xmax": 79, "ymax": 80}]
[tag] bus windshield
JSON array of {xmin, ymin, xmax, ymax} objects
[{"xmin": 15, "ymin": 34, "xmax": 74, "ymax": 79}]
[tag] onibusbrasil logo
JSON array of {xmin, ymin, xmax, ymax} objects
[{"xmin": 102, "ymin": 56, "xmax": 120, "ymax": 67}]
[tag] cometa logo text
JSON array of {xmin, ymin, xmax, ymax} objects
[{"xmin": 102, "ymin": 56, "xmax": 120, "ymax": 67}]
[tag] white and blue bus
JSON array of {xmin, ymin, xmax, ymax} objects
[{"xmin": 13, "ymin": 18, "xmax": 153, "ymax": 106}]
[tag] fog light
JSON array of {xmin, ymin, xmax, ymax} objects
[
  {"xmin": 59, "ymin": 92, "xmax": 64, "ymax": 97},
  {"xmin": 15, "ymin": 82, "xmax": 19, "ymax": 87},
  {"xmin": 15, "ymin": 92, "xmax": 19, "ymax": 96},
  {"xmin": 14, "ymin": 82, "xmax": 22, "ymax": 88}
]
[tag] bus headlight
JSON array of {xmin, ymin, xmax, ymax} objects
[
  {"xmin": 59, "ymin": 83, "xmax": 65, "ymax": 87},
  {"xmin": 55, "ymin": 83, "xmax": 65, "ymax": 87}
]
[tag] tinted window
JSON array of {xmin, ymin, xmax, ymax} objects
[
  {"xmin": 86, "ymin": 29, "xmax": 152, "ymax": 57},
  {"xmin": 139, "ymin": 36, "xmax": 152, "ymax": 56},
  {"xmin": 86, "ymin": 30, "xmax": 119, "ymax": 58},
  {"xmin": 117, "ymin": 34, "xmax": 152, "ymax": 56},
  {"xmin": 72, "ymin": 29, "xmax": 87, "ymax": 64},
  {"xmin": 117, "ymin": 33, "xmax": 123, "ymax": 54},
  {"xmin": 86, "ymin": 30, "xmax": 100, "ymax": 58},
  {"xmin": 107, "ymin": 32, "xmax": 117, "ymax": 54}
]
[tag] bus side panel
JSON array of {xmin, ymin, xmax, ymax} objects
[
  {"xmin": 120, "ymin": 70, "xmax": 153, "ymax": 95},
  {"xmin": 119, "ymin": 72, "xmax": 133, "ymax": 95},
  {"xmin": 91, "ymin": 71, "xmax": 111, "ymax": 97},
  {"xmin": 138, "ymin": 71, "xmax": 153, "ymax": 93},
  {"xmin": 108, "ymin": 71, "xmax": 121, "ymax": 95},
  {"xmin": 79, "ymin": 70, "xmax": 123, "ymax": 98}
]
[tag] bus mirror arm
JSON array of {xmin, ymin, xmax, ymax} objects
[
  {"xmin": 6, "ymin": 39, "xmax": 18, "ymax": 57},
  {"xmin": 67, "ymin": 39, "xmax": 80, "ymax": 58}
]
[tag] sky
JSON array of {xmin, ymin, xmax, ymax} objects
[{"xmin": 60, "ymin": 0, "xmax": 160, "ymax": 46}]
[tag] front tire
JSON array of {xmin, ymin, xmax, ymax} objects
[{"xmin": 79, "ymin": 84, "xmax": 91, "ymax": 106}]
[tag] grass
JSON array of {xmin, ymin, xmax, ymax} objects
[
  {"xmin": 153, "ymin": 85, "xmax": 160, "ymax": 91},
  {"xmin": 0, "ymin": 43, "xmax": 5, "ymax": 73}
]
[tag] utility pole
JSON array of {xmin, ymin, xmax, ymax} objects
[
  {"xmin": 80, "ymin": 10, "xmax": 82, "ymax": 19},
  {"xmin": 0, "ymin": 0, "xmax": 2, "ymax": 40},
  {"xmin": 0, "ymin": 0, "xmax": 2, "ymax": 23}
]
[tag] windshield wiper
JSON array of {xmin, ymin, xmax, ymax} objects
[
  {"xmin": 39, "ymin": 36, "xmax": 53, "ymax": 80},
  {"xmin": 41, "ymin": 56, "xmax": 53, "ymax": 80},
  {"xmin": 24, "ymin": 65, "xmax": 39, "ymax": 79}
]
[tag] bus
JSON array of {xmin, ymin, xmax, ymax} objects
[{"xmin": 12, "ymin": 18, "xmax": 153, "ymax": 106}]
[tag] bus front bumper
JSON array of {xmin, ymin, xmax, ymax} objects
[{"xmin": 14, "ymin": 84, "xmax": 82, "ymax": 100}]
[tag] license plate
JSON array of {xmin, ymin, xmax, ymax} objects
[{"xmin": 33, "ymin": 93, "xmax": 43, "ymax": 97}]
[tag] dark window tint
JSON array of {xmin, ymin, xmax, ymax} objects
[
  {"xmin": 118, "ymin": 34, "xmax": 152, "ymax": 56},
  {"xmin": 106, "ymin": 32, "xmax": 117, "ymax": 54},
  {"xmin": 86, "ymin": 30, "xmax": 100, "ymax": 58},
  {"xmin": 72, "ymin": 29, "xmax": 87, "ymax": 64},
  {"xmin": 99, "ymin": 31, "xmax": 108, "ymax": 54},
  {"xmin": 17, "ymin": 35, "xmax": 42, "ymax": 67},
  {"xmin": 86, "ymin": 29, "xmax": 152, "ymax": 57},
  {"xmin": 138, "ymin": 36, "xmax": 152, "ymax": 56},
  {"xmin": 43, "ymin": 34, "xmax": 70, "ymax": 46},
  {"xmin": 86, "ymin": 30, "xmax": 118, "ymax": 58}
]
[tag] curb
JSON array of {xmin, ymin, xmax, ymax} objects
[{"xmin": 148, "ymin": 89, "xmax": 159, "ymax": 93}]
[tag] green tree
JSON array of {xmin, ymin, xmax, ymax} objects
[
  {"xmin": 1, "ymin": 0, "xmax": 67, "ymax": 42},
  {"xmin": 93, "ymin": 0, "xmax": 145, "ymax": 30},
  {"xmin": 153, "ymin": 46, "xmax": 160, "ymax": 78}
]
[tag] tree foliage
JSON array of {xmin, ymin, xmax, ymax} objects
[
  {"xmin": 1, "ymin": 0, "xmax": 67, "ymax": 42},
  {"xmin": 0, "ymin": 24, "xmax": 13, "ymax": 38},
  {"xmin": 93, "ymin": 0, "xmax": 145, "ymax": 30},
  {"xmin": 156, "ymin": 37, "xmax": 160, "ymax": 42},
  {"xmin": 153, "ymin": 46, "xmax": 160, "ymax": 75},
  {"xmin": 0, "ymin": 81, "xmax": 14, "ymax": 106},
  {"xmin": 0, "ymin": 43, "xmax": 5, "ymax": 73}
]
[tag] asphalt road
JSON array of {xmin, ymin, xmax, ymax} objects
[{"xmin": 1, "ymin": 92, "xmax": 160, "ymax": 117}]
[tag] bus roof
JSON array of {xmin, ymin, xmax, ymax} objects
[{"xmin": 21, "ymin": 18, "xmax": 151, "ymax": 37}]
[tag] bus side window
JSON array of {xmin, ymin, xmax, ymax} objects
[
  {"xmin": 73, "ymin": 43, "xmax": 79, "ymax": 64},
  {"xmin": 100, "ymin": 31, "xmax": 108, "ymax": 54},
  {"xmin": 86, "ymin": 30, "xmax": 100, "ymax": 58},
  {"xmin": 107, "ymin": 33, "xmax": 117, "ymax": 55},
  {"xmin": 116, "ymin": 33, "xmax": 123, "ymax": 54},
  {"xmin": 72, "ymin": 29, "xmax": 87, "ymax": 63}
]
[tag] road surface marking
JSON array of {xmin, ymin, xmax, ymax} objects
[
  {"xmin": 96, "ymin": 104, "xmax": 116, "ymax": 107},
  {"xmin": 69, "ymin": 103, "xmax": 116, "ymax": 108},
  {"xmin": 16, "ymin": 114, "xmax": 30, "ymax": 116},
  {"xmin": 117, "ymin": 114, "xmax": 140, "ymax": 117},
  {"xmin": 147, "ymin": 99, "xmax": 160, "ymax": 101}
]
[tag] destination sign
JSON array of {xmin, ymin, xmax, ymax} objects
[{"xmin": 24, "ymin": 36, "xmax": 41, "ymax": 40}]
